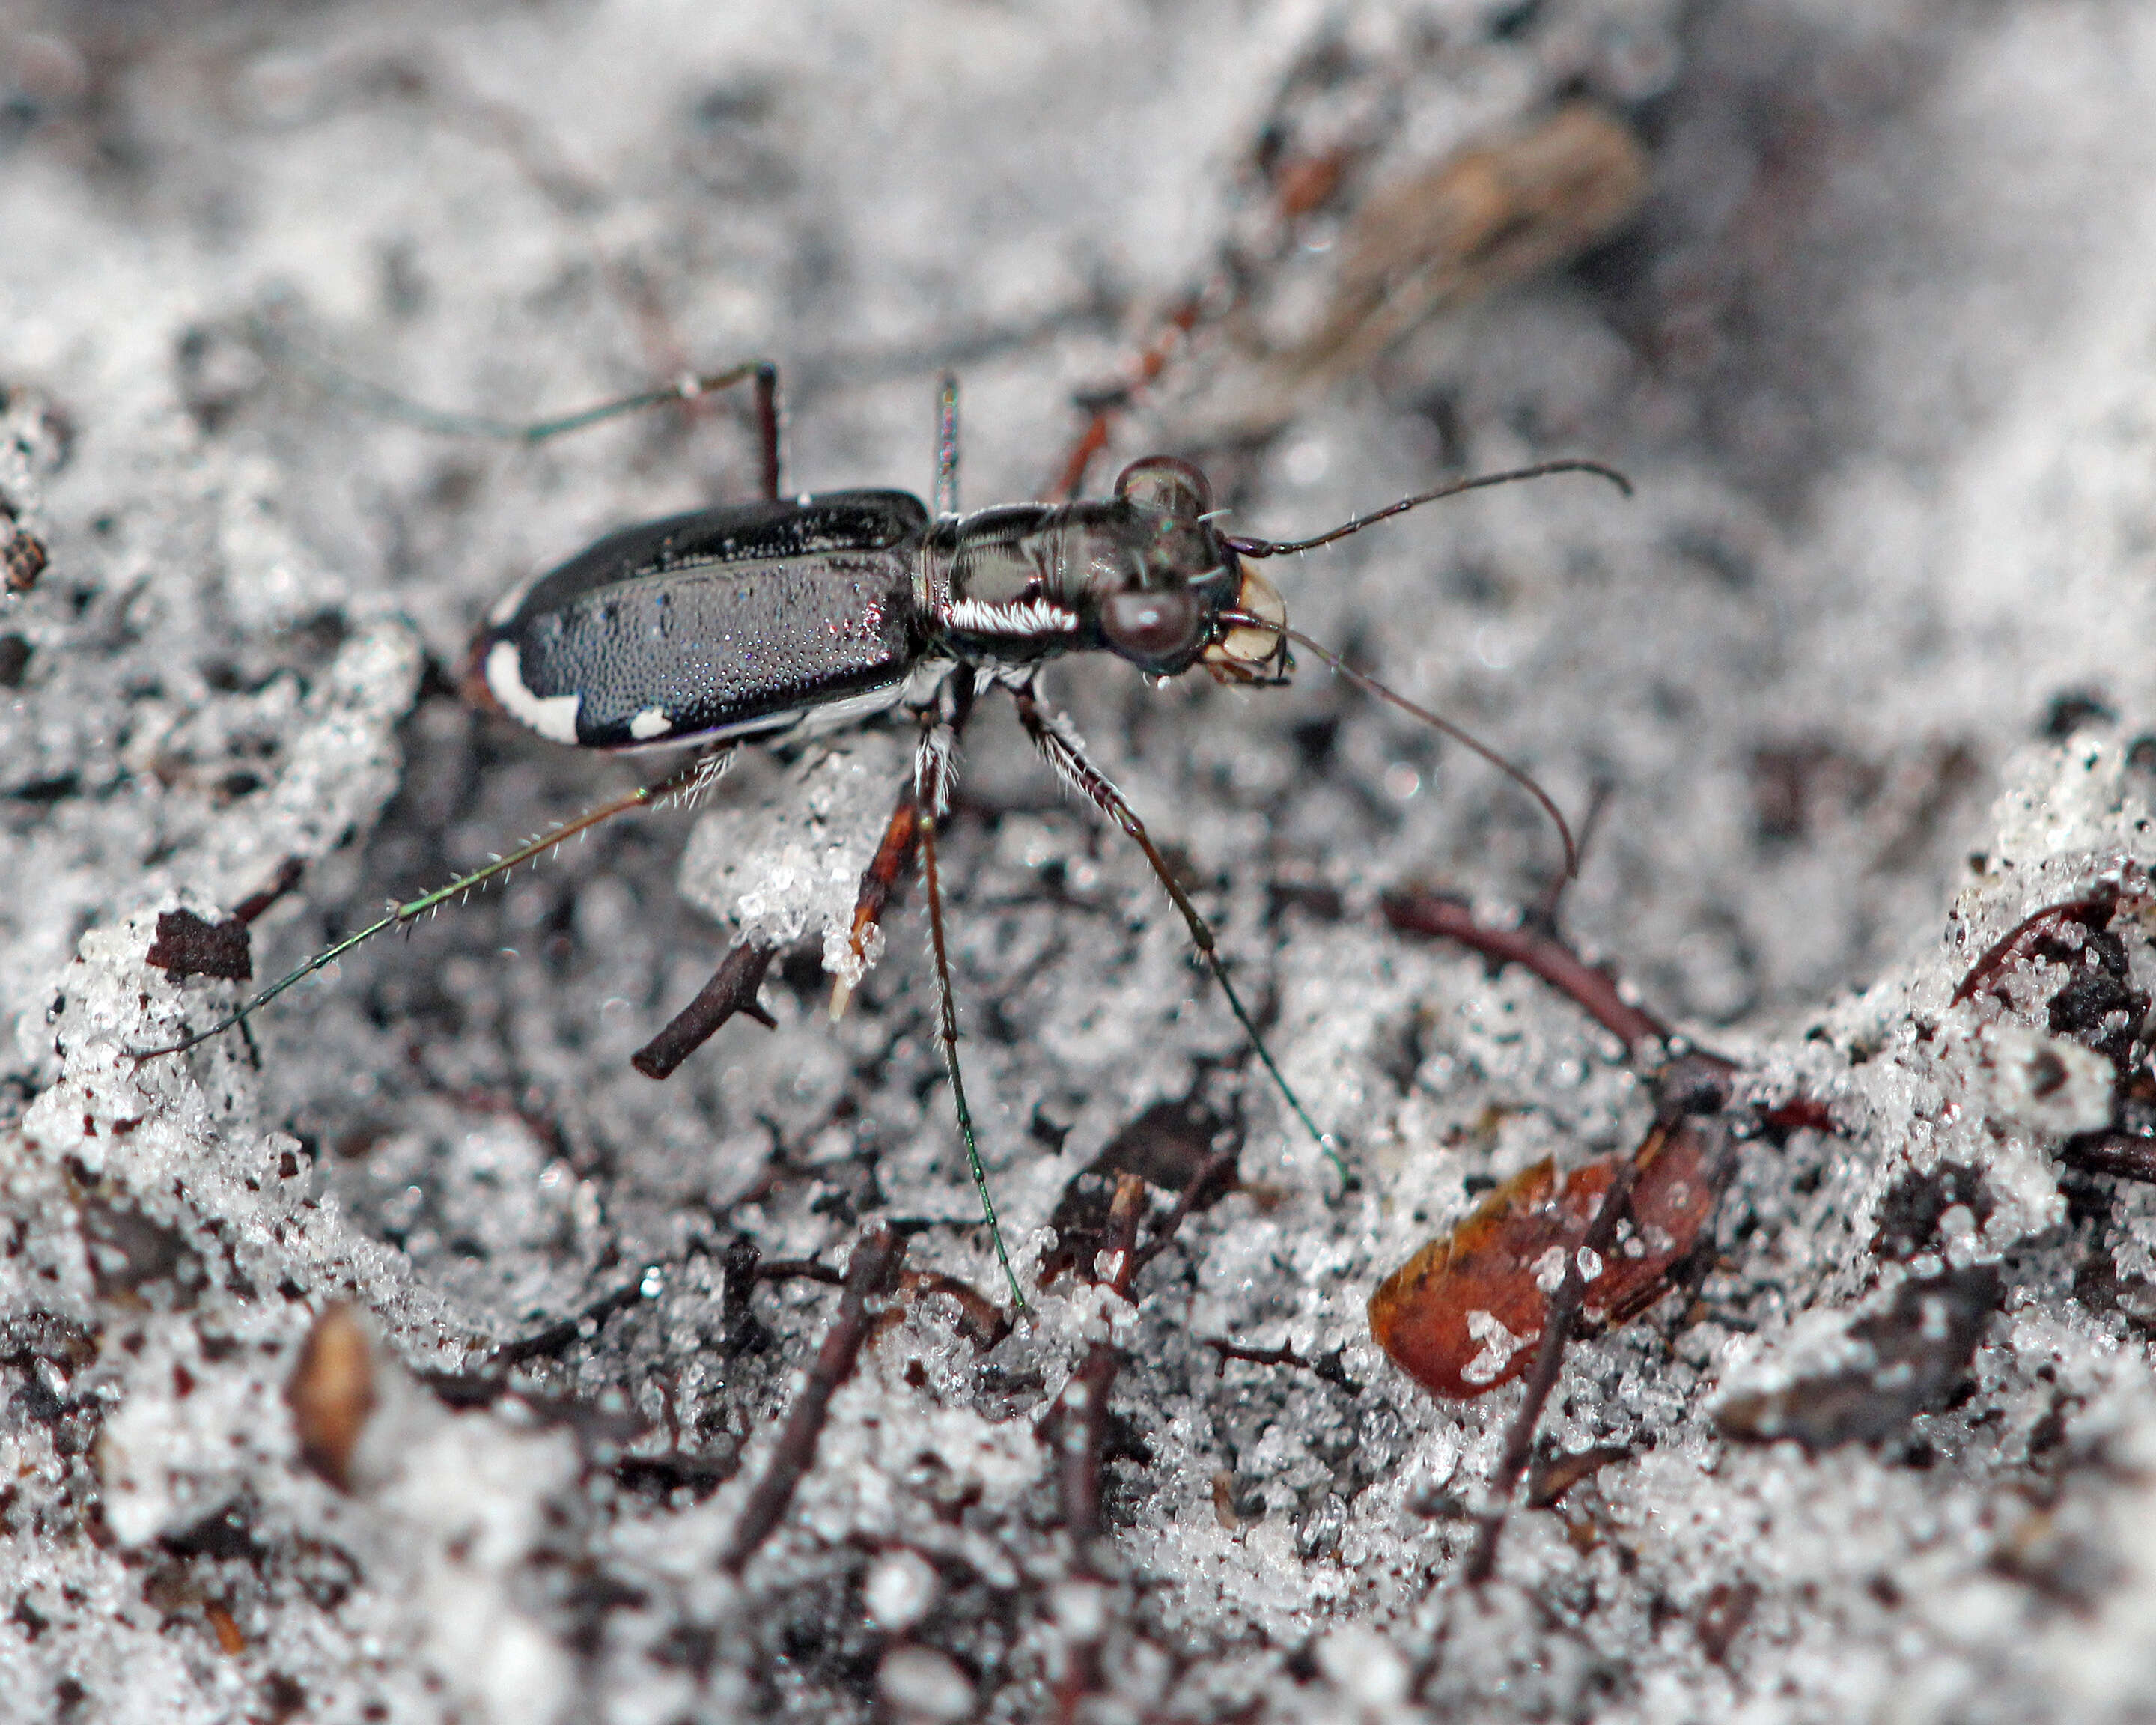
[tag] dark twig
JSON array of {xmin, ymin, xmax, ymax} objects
[
  {"xmin": 1044, "ymin": 1173, "xmax": 1148, "ymax": 1725},
  {"xmin": 1525, "ymin": 1444, "xmax": 1632, "ymax": 1510},
  {"xmin": 1050, "ymin": 1149, "xmax": 1240, "ymax": 1563},
  {"xmin": 719, "ymin": 1236, "xmax": 767, "ymax": 1355},
  {"xmin": 1535, "ymin": 781, "xmax": 1612, "ymax": 927},
  {"xmin": 1201, "ymin": 1338, "xmax": 1356, "ymax": 1392},
  {"xmin": 1461, "ymin": 1129, "xmax": 1654, "ymax": 1586},
  {"xmin": 1042, "ymin": 1153, "xmax": 1241, "ymax": 1721},
  {"xmin": 1127, "ymin": 1146, "xmax": 1240, "ymax": 1280},
  {"xmin": 1383, "ymin": 886, "xmax": 1671, "ymax": 1054},
  {"xmin": 633, "ymin": 938, "xmax": 778, "ymax": 1080},
  {"xmin": 1951, "ymin": 890, "xmax": 2122, "ymax": 1006},
  {"xmin": 1047, "ymin": 1174, "xmax": 1148, "ymax": 1568},
  {"xmin": 720, "ymin": 1224, "xmax": 907, "ymax": 1575},
  {"xmin": 490, "ymin": 1268, "xmax": 658, "ymax": 1368},
  {"xmin": 1052, "ymin": 293, "xmax": 1210, "ymax": 499},
  {"xmin": 754, "ymin": 1257, "xmax": 846, "ymax": 1288},
  {"xmin": 232, "ymin": 857, "xmax": 307, "ymax": 925},
  {"xmin": 2062, "ymin": 1131, "xmax": 2156, "ymax": 1184},
  {"xmin": 901, "ymin": 1269, "xmax": 1013, "ymax": 1351}
]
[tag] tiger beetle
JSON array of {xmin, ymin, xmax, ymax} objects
[{"xmin": 138, "ymin": 343, "xmax": 1628, "ymax": 1311}]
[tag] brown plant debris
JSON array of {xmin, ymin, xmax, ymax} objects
[
  {"xmin": 719, "ymin": 1223, "xmax": 907, "ymax": 1574},
  {"xmin": 1368, "ymin": 1119, "xmax": 1723, "ymax": 1401},
  {"xmin": 286, "ymin": 1305, "xmax": 377, "ymax": 1491}
]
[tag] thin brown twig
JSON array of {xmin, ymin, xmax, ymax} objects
[
  {"xmin": 901, "ymin": 1268, "xmax": 1012, "ymax": 1351},
  {"xmin": 1383, "ymin": 886, "xmax": 1672, "ymax": 1053},
  {"xmin": 1535, "ymin": 782, "xmax": 1612, "ymax": 926},
  {"xmin": 719, "ymin": 1224, "xmax": 906, "ymax": 1575},
  {"xmin": 1048, "ymin": 1175, "xmax": 1148, "ymax": 1567},
  {"xmin": 1201, "ymin": 1338, "xmax": 1356, "ymax": 1392},
  {"xmin": 633, "ymin": 938, "xmax": 778, "ymax": 1080},
  {"xmin": 231, "ymin": 856, "xmax": 306, "ymax": 925},
  {"xmin": 1051, "ymin": 293, "xmax": 1211, "ymax": 499},
  {"xmin": 754, "ymin": 1257, "xmax": 846, "ymax": 1287},
  {"xmin": 1045, "ymin": 1156, "xmax": 1244, "ymax": 1723},
  {"xmin": 489, "ymin": 1269, "xmax": 657, "ymax": 1367},
  {"xmin": 1045, "ymin": 1174, "xmax": 1148, "ymax": 1725},
  {"xmin": 1127, "ymin": 1146, "xmax": 1239, "ymax": 1280},
  {"xmin": 2062, "ymin": 1131, "xmax": 2156, "ymax": 1184},
  {"xmin": 1950, "ymin": 889, "xmax": 2122, "ymax": 1006}
]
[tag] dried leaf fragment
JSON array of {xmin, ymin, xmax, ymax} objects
[
  {"xmin": 1369, "ymin": 1126, "xmax": 1717, "ymax": 1399},
  {"xmin": 147, "ymin": 909, "xmax": 252, "ymax": 982},
  {"xmin": 286, "ymin": 1304, "xmax": 376, "ymax": 1490},
  {"xmin": 1283, "ymin": 103, "xmax": 1650, "ymax": 383}
]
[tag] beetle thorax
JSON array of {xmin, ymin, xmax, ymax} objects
[{"xmin": 925, "ymin": 495, "xmax": 1241, "ymax": 676}]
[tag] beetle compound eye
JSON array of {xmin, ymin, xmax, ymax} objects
[
  {"xmin": 1113, "ymin": 456, "xmax": 1212, "ymax": 519},
  {"xmin": 1101, "ymin": 587, "xmax": 1200, "ymax": 661}
]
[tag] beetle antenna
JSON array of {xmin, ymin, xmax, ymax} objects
[
  {"xmin": 130, "ymin": 752, "xmax": 723, "ymax": 1063},
  {"xmin": 1269, "ymin": 625, "xmax": 1579, "ymax": 877},
  {"xmin": 1219, "ymin": 459, "xmax": 1630, "ymax": 559}
]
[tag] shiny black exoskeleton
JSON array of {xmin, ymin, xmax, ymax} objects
[{"xmin": 475, "ymin": 456, "xmax": 1286, "ymax": 752}]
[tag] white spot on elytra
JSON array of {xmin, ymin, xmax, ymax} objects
[
  {"xmin": 484, "ymin": 639, "xmax": 580, "ymax": 744},
  {"xmin": 628, "ymin": 705, "xmax": 672, "ymax": 740}
]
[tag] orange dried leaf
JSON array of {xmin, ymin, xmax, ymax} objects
[{"xmin": 1368, "ymin": 1128, "xmax": 1717, "ymax": 1399}]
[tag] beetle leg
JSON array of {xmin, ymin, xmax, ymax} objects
[
  {"xmin": 133, "ymin": 749, "xmax": 720, "ymax": 1063},
  {"xmin": 746, "ymin": 362, "xmax": 782, "ymax": 501},
  {"xmin": 827, "ymin": 792, "xmax": 922, "ymax": 1022},
  {"xmin": 1008, "ymin": 681, "xmax": 1347, "ymax": 1181},
  {"xmin": 244, "ymin": 317, "xmax": 784, "ymax": 493},
  {"xmin": 912, "ymin": 686, "xmax": 1026, "ymax": 1312},
  {"xmin": 827, "ymin": 662, "xmax": 971, "ymax": 1017},
  {"xmin": 934, "ymin": 372, "xmax": 960, "ymax": 514}
]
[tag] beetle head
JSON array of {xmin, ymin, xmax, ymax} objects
[{"xmin": 1091, "ymin": 457, "xmax": 1288, "ymax": 683}]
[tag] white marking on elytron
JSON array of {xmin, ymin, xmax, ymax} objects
[
  {"xmin": 628, "ymin": 706, "xmax": 674, "ymax": 740},
  {"xmin": 620, "ymin": 707, "xmax": 803, "ymax": 752},
  {"xmin": 944, "ymin": 597, "xmax": 1079, "ymax": 636},
  {"xmin": 484, "ymin": 639, "xmax": 581, "ymax": 743}
]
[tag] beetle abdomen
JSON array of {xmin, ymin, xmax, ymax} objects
[{"xmin": 478, "ymin": 493, "xmax": 927, "ymax": 749}]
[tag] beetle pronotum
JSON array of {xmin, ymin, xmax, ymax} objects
[{"xmin": 139, "ymin": 343, "xmax": 1627, "ymax": 1308}]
